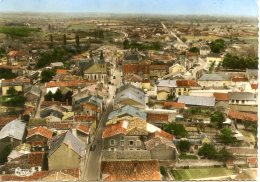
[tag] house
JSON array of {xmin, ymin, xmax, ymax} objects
[
  {"xmin": 200, "ymin": 46, "xmax": 211, "ymax": 56},
  {"xmin": 178, "ymin": 95, "xmax": 215, "ymax": 107},
  {"xmin": 48, "ymin": 130, "xmax": 85, "ymax": 170},
  {"xmin": 81, "ymin": 95, "xmax": 103, "ymax": 120},
  {"xmin": 198, "ymin": 73, "xmax": 231, "ymax": 88},
  {"xmin": 107, "ymin": 105, "xmax": 146, "ymax": 121},
  {"xmin": 168, "ymin": 63, "xmax": 186, "ymax": 75},
  {"xmin": 206, "ymin": 53, "xmax": 223, "ymax": 67},
  {"xmin": 40, "ymin": 105, "xmax": 68, "ymax": 121},
  {"xmin": 145, "ymin": 133, "xmax": 178, "ymax": 160},
  {"xmin": 0, "ymin": 119, "xmax": 26, "ymax": 151},
  {"xmin": 24, "ymin": 85, "xmax": 41, "ymax": 108},
  {"xmin": 175, "ymin": 80, "xmax": 200, "ymax": 97},
  {"xmin": 82, "ymin": 51, "xmax": 108, "ymax": 84},
  {"xmin": 227, "ymin": 110, "xmax": 257, "ymax": 123},
  {"xmin": 26, "ymin": 126, "xmax": 53, "ymax": 152},
  {"xmin": 245, "ymin": 69, "xmax": 258, "ymax": 82},
  {"xmin": 1, "ymin": 78, "xmax": 30, "ymax": 96},
  {"xmin": 75, "ymin": 123, "xmax": 91, "ymax": 144},
  {"xmin": 229, "ymin": 92, "xmax": 257, "ymax": 106},
  {"xmin": 101, "ymin": 160, "xmax": 161, "ymax": 181},
  {"xmin": 149, "ymin": 64, "xmax": 168, "ymax": 79},
  {"xmin": 156, "ymin": 80, "xmax": 177, "ymax": 100},
  {"xmin": 50, "ymin": 62, "xmax": 64, "ymax": 68},
  {"xmin": 200, "ymin": 133, "xmax": 211, "ymax": 144},
  {"xmin": 114, "ymin": 84, "xmax": 146, "ymax": 109},
  {"xmin": 246, "ymin": 157, "xmax": 258, "ymax": 168},
  {"xmin": 163, "ymin": 102, "xmax": 186, "ymax": 113}
]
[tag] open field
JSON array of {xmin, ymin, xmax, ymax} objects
[{"xmin": 171, "ymin": 167, "xmax": 235, "ymax": 180}]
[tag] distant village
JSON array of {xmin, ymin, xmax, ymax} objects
[{"xmin": 0, "ymin": 14, "xmax": 258, "ymax": 181}]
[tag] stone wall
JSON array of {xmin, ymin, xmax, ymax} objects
[{"xmin": 102, "ymin": 150, "xmax": 151, "ymax": 160}]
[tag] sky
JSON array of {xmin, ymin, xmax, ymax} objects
[{"xmin": 0, "ymin": 0, "xmax": 258, "ymax": 17}]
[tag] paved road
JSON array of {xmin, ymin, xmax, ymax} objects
[
  {"xmin": 82, "ymin": 102, "xmax": 113, "ymax": 181},
  {"xmin": 34, "ymin": 84, "xmax": 46, "ymax": 118}
]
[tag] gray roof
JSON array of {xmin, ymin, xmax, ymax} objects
[
  {"xmin": 229, "ymin": 92, "xmax": 256, "ymax": 101},
  {"xmin": 115, "ymin": 85, "xmax": 145, "ymax": 106},
  {"xmin": 246, "ymin": 69, "xmax": 258, "ymax": 77},
  {"xmin": 27, "ymin": 85, "xmax": 41, "ymax": 97},
  {"xmin": 198, "ymin": 73, "xmax": 229, "ymax": 81},
  {"xmin": 48, "ymin": 130, "xmax": 85, "ymax": 157},
  {"xmin": 0, "ymin": 119, "xmax": 26, "ymax": 141},
  {"xmin": 157, "ymin": 80, "xmax": 177, "ymax": 88},
  {"xmin": 108, "ymin": 105, "xmax": 146, "ymax": 120},
  {"xmin": 178, "ymin": 95, "xmax": 215, "ymax": 107}
]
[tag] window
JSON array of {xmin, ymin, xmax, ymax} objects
[
  {"xmin": 120, "ymin": 140, "xmax": 124, "ymax": 146},
  {"xmin": 109, "ymin": 148, "xmax": 115, "ymax": 151},
  {"xmin": 110, "ymin": 139, "xmax": 115, "ymax": 146},
  {"xmin": 136, "ymin": 140, "xmax": 141, "ymax": 147},
  {"xmin": 129, "ymin": 140, "xmax": 134, "ymax": 146},
  {"xmin": 242, "ymin": 100, "xmax": 245, "ymax": 104},
  {"xmin": 236, "ymin": 100, "xmax": 239, "ymax": 104}
]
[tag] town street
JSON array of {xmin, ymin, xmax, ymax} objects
[{"xmin": 82, "ymin": 102, "xmax": 113, "ymax": 181}]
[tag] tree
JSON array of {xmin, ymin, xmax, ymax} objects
[
  {"xmin": 63, "ymin": 91, "xmax": 73, "ymax": 104},
  {"xmin": 0, "ymin": 144, "xmax": 12, "ymax": 165},
  {"xmin": 198, "ymin": 143, "xmax": 217, "ymax": 159},
  {"xmin": 178, "ymin": 140, "xmax": 191, "ymax": 152},
  {"xmin": 45, "ymin": 91, "xmax": 53, "ymax": 101},
  {"xmin": 63, "ymin": 34, "xmax": 67, "ymax": 46},
  {"xmin": 163, "ymin": 123, "xmax": 187, "ymax": 138},
  {"xmin": 210, "ymin": 39, "xmax": 225, "ymax": 53},
  {"xmin": 220, "ymin": 128, "xmax": 234, "ymax": 145},
  {"xmin": 7, "ymin": 95, "xmax": 26, "ymax": 106},
  {"xmin": 217, "ymin": 147, "xmax": 234, "ymax": 162},
  {"xmin": 41, "ymin": 69, "xmax": 56, "ymax": 83},
  {"xmin": 53, "ymin": 89, "xmax": 63, "ymax": 101},
  {"xmin": 75, "ymin": 34, "xmax": 80, "ymax": 47},
  {"xmin": 7, "ymin": 87, "xmax": 18, "ymax": 96},
  {"xmin": 50, "ymin": 34, "xmax": 53, "ymax": 48},
  {"xmin": 0, "ymin": 47, "xmax": 5, "ymax": 57},
  {"xmin": 160, "ymin": 166, "xmax": 167, "ymax": 176},
  {"xmin": 210, "ymin": 111, "xmax": 224, "ymax": 129},
  {"xmin": 0, "ymin": 68, "xmax": 17, "ymax": 79},
  {"xmin": 189, "ymin": 47, "xmax": 200, "ymax": 53}
]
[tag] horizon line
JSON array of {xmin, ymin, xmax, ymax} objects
[{"xmin": 0, "ymin": 11, "xmax": 258, "ymax": 18}]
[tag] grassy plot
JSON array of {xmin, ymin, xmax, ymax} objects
[
  {"xmin": 171, "ymin": 167, "xmax": 235, "ymax": 180},
  {"xmin": 0, "ymin": 26, "xmax": 40, "ymax": 37}
]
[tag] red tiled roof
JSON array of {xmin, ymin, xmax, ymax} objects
[
  {"xmin": 101, "ymin": 160, "xmax": 161, "ymax": 181},
  {"xmin": 0, "ymin": 65, "xmax": 19, "ymax": 70},
  {"xmin": 154, "ymin": 130, "xmax": 175, "ymax": 141},
  {"xmin": 46, "ymin": 80, "xmax": 96, "ymax": 88},
  {"xmin": 28, "ymin": 152, "xmax": 45, "ymax": 166},
  {"xmin": 164, "ymin": 102, "xmax": 185, "ymax": 109},
  {"xmin": 56, "ymin": 69, "xmax": 69, "ymax": 75},
  {"xmin": 102, "ymin": 122, "xmax": 126, "ymax": 138},
  {"xmin": 2, "ymin": 78, "xmax": 30, "ymax": 83},
  {"xmin": 147, "ymin": 113, "xmax": 169, "ymax": 122},
  {"xmin": 251, "ymin": 83, "xmax": 258, "ymax": 90},
  {"xmin": 76, "ymin": 123, "xmax": 90, "ymax": 134},
  {"xmin": 82, "ymin": 103, "xmax": 100, "ymax": 112},
  {"xmin": 0, "ymin": 168, "xmax": 80, "ymax": 181},
  {"xmin": 7, "ymin": 50, "xmax": 19, "ymax": 57},
  {"xmin": 231, "ymin": 77, "xmax": 248, "ymax": 82},
  {"xmin": 74, "ymin": 115, "xmax": 96, "ymax": 122},
  {"xmin": 23, "ymin": 107, "xmax": 35, "ymax": 115},
  {"xmin": 176, "ymin": 80, "xmax": 199, "ymax": 87},
  {"xmin": 228, "ymin": 110, "xmax": 257, "ymax": 123},
  {"xmin": 247, "ymin": 157, "xmax": 258, "ymax": 165},
  {"xmin": 213, "ymin": 92, "xmax": 229, "ymax": 101},
  {"xmin": 0, "ymin": 116, "xmax": 17, "ymax": 128},
  {"xmin": 149, "ymin": 64, "xmax": 167, "ymax": 70},
  {"xmin": 27, "ymin": 126, "xmax": 53, "ymax": 139},
  {"xmin": 41, "ymin": 101, "xmax": 67, "ymax": 107},
  {"xmin": 123, "ymin": 63, "xmax": 150, "ymax": 74}
]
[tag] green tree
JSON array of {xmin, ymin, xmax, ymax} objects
[
  {"xmin": 44, "ymin": 91, "xmax": 53, "ymax": 101},
  {"xmin": 217, "ymin": 147, "xmax": 234, "ymax": 162},
  {"xmin": 178, "ymin": 140, "xmax": 191, "ymax": 152},
  {"xmin": 7, "ymin": 87, "xmax": 18, "ymax": 96},
  {"xmin": 7, "ymin": 95, "xmax": 26, "ymax": 106},
  {"xmin": 41, "ymin": 69, "xmax": 56, "ymax": 83},
  {"xmin": 0, "ymin": 68, "xmax": 17, "ymax": 79},
  {"xmin": 63, "ymin": 91, "xmax": 73, "ymax": 105},
  {"xmin": 0, "ymin": 144, "xmax": 12, "ymax": 164},
  {"xmin": 210, "ymin": 39, "xmax": 225, "ymax": 53},
  {"xmin": 189, "ymin": 47, "xmax": 200, "ymax": 53},
  {"xmin": 0, "ymin": 47, "xmax": 5, "ymax": 57},
  {"xmin": 53, "ymin": 89, "xmax": 63, "ymax": 101},
  {"xmin": 160, "ymin": 166, "xmax": 167, "ymax": 176},
  {"xmin": 198, "ymin": 143, "xmax": 217, "ymax": 159},
  {"xmin": 220, "ymin": 128, "xmax": 234, "ymax": 145},
  {"xmin": 210, "ymin": 111, "xmax": 224, "ymax": 129},
  {"xmin": 163, "ymin": 123, "xmax": 187, "ymax": 138}
]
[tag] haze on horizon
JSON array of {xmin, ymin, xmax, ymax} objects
[{"xmin": 0, "ymin": 0, "xmax": 258, "ymax": 17}]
